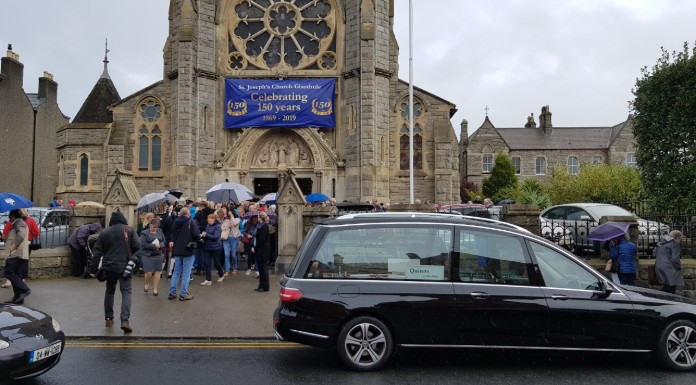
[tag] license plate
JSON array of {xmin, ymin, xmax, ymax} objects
[{"xmin": 28, "ymin": 342, "xmax": 62, "ymax": 364}]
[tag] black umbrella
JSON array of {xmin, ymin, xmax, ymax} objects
[{"xmin": 165, "ymin": 189, "xmax": 184, "ymax": 199}]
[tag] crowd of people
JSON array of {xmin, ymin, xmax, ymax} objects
[{"xmin": 82, "ymin": 199, "xmax": 278, "ymax": 333}]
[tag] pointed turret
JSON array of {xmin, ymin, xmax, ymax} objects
[{"xmin": 72, "ymin": 40, "xmax": 121, "ymax": 123}]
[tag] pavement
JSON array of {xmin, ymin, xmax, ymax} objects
[{"xmin": 4, "ymin": 269, "xmax": 282, "ymax": 340}]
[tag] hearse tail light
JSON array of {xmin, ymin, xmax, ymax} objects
[{"xmin": 279, "ymin": 288, "xmax": 304, "ymax": 302}]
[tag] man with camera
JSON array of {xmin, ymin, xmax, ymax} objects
[{"xmin": 168, "ymin": 207, "xmax": 200, "ymax": 301}]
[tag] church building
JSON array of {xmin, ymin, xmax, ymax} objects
[{"xmin": 56, "ymin": 0, "xmax": 461, "ymax": 205}]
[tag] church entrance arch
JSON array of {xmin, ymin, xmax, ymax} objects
[{"xmin": 246, "ymin": 129, "xmax": 317, "ymax": 195}]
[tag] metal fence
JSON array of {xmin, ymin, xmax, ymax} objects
[
  {"xmin": 612, "ymin": 200, "xmax": 695, "ymax": 258},
  {"xmin": 0, "ymin": 209, "xmax": 70, "ymax": 250}
]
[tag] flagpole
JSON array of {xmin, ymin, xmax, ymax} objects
[{"xmin": 408, "ymin": 0, "xmax": 414, "ymax": 204}]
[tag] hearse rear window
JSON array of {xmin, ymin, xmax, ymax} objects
[{"xmin": 306, "ymin": 225, "xmax": 452, "ymax": 281}]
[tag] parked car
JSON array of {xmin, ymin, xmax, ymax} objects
[
  {"xmin": 0, "ymin": 207, "xmax": 71, "ymax": 249},
  {"xmin": 274, "ymin": 212, "xmax": 696, "ymax": 371},
  {"xmin": 436, "ymin": 203, "xmax": 502, "ymax": 220},
  {"xmin": 539, "ymin": 203, "xmax": 670, "ymax": 254},
  {"xmin": 335, "ymin": 202, "xmax": 376, "ymax": 216},
  {"xmin": 0, "ymin": 303, "xmax": 65, "ymax": 380}
]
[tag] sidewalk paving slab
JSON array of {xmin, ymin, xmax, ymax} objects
[{"xmin": 6, "ymin": 271, "xmax": 281, "ymax": 339}]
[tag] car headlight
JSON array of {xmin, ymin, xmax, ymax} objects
[
  {"xmin": 0, "ymin": 340, "xmax": 9, "ymax": 349},
  {"xmin": 52, "ymin": 317, "xmax": 62, "ymax": 332}
]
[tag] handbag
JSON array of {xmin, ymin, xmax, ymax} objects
[
  {"xmin": 241, "ymin": 235, "xmax": 251, "ymax": 244},
  {"xmin": 221, "ymin": 228, "xmax": 230, "ymax": 241},
  {"xmin": 648, "ymin": 264, "xmax": 659, "ymax": 285}
]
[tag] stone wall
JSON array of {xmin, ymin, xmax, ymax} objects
[{"xmin": 28, "ymin": 247, "xmax": 71, "ymax": 278}]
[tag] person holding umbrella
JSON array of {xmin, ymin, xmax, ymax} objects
[{"xmin": 609, "ymin": 234, "xmax": 638, "ymax": 286}]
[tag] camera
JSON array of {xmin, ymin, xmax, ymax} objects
[{"xmin": 186, "ymin": 241, "xmax": 198, "ymax": 250}]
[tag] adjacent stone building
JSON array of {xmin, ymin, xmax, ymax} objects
[
  {"xmin": 0, "ymin": 46, "xmax": 68, "ymax": 205},
  {"xmin": 56, "ymin": 0, "xmax": 461, "ymax": 205},
  {"xmin": 460, "ymin": 105, "xmax": 637, "ymax": 188}
]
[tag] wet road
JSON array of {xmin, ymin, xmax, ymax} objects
[{"xmin": 8, "ymin": 339, "xmax": 696, "ymax": 385}]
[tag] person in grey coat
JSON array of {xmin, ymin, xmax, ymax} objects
[{"xmin": 654, "ymin": 230, "xmax": 684, "ymax": 294}]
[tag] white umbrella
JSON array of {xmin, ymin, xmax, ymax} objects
[
  {"xmin": 205, "ymin": 182, "xmax": 254, "ymax": 204},
  {"xmin": 137, "ymin": 192, "xmax": 169, "ymax": 210},
  {"xmin": 259, "ymin": 192, "xmax": 278, "ymax": 204}
]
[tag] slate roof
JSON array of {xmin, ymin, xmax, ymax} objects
[
  {"xmin": 72, "ymin": 76, "xmax": 121, "ymax": 124},
  {"xmin": 496, "ymin": 126, "xmax": 618, "ymax": 150},
  {"xmin": 26, "ymin": 93, "xmax": 45, "ymax": 108}
]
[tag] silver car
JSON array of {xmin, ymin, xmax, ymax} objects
[
  {"xmin": 0, "ymin": 207, "xmax": 70, "ymax": 249},
  {"xmin": 539, "ymin": 203, "xmax": 669, "ymax": 254}
]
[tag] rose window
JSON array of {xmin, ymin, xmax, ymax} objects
[{"xmin": 229, "ymin": 0, "xmax": 336, "ymax": 70}]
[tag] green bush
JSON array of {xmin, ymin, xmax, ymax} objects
[{"xmin": 548, "ymin": 163, "xmax": 643, "ymax": 204}]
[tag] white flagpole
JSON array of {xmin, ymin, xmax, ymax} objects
[{"xmin": 408, "ymin": 0, "xmax": 415, "ymax": 204}]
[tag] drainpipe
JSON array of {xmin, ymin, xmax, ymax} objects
[{"xmin": 31, "ymin": 109, "xmax": 38, "ymax": 202}]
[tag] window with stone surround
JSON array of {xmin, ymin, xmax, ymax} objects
[
  {"xmin": 626, "ymin": 153, "xmax": 636, "ymax": 167},
  {"xmin": 135, "ymin": 99, "xmax": 164, "ymax": 173},
  {"xmin": 228, "ymin": 0, "xmax": 337, "ymax": 71},
  {"xmin": 592, "ymin": 155, "xmax": 603, "ymax": 164},
  {"xmin": 398, "ymin": 99, "xmax": 424, "ymax": 170},
  {"xmin": 482, "ymin": 154, "xmax": 493, "ymax": 173},
  {"xmin": 535, "ymin": 157, "xmax": 546, "ymax": 175},
  {"xmin": 567, "ymin": 156, "xmax": 579, "ymax": 175},
  {"xmin": 79, "ymin": 153, "xmax": 89, "ymax": 186},
  {"xmin": 512, "ymin": 156, "xmax": 521, "ymax": 175}
]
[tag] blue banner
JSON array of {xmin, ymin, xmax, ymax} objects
[{"xmin": 224, "ymin": 79, "xmax": 335, "ymax": 129}]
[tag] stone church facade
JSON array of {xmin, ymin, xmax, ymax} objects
[
  {"xmin": 460, "ymin": 105, "xmax": 637, "ymax": 188},
  {"xmin": 56, "ymin": 0, "xmax": 461, "ymax": 205}
]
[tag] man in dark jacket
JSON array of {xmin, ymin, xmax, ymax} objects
[
  {"xmin": 68, "ymin": 222, "xmax": 102, "ymax": 277},
  {"xmin": 161, "ymin": 205, "xmax": 180, "ymax": 277},
  {"xmin": 168, "ymin": 207, "xmax": 200, "ymax": 301},
  {"xmin": 89, "ymin": 212, "xmax": 140, "ymax": 333}
]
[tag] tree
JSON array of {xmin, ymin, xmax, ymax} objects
[
  {"xmin": 482, "ymin": 154, "xmax": 517, "ymax": 202},
  {"xmin": 631, "ymin": 42, "xmax": 696, "ymax": 212},
  {"xmin": 459, "ymin": 180, "xmax": 480, "ymax": 203}
]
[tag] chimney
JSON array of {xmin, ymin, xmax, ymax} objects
[
  {"xmin": 38, "ymin": 71, "xmax": 57, "ymax": 102},
  {"xmin": 459, "ymin": 118, "xmax": 469, "ymax": 144},
  {"xmin": 539, "ymin": 105, "xmax": 553, "ymax": 135},
  {"xmin": 524, "ymin": 113, "xmax": 536, "ymax": 128},
  {"xmin": 1, "ymin": 44, "xmax": 24, "ymax": 88}
]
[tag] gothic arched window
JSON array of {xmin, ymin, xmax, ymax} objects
[
  {"xmin": 136, "ymin": 99, "xmax": 165, "ymax": 172},
  {"xmin": 79, "ymin": 153, "xmax": 89, "ymax": 186},
  {"xmin": 398, "ymin": 98, "xmax": 424, "ymax": 170}
]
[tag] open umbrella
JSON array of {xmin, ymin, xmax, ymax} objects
[
  {"xmin": 0, "ymin": 192, "xmax": 33, "ymax": 212},
  {"xmin": 259, "ymin": 192, "xmax": 279, "ymax": 205},
  {"xmin": 305, "ymin": 193, "xmax": 329, "ymax": 203},
  {"xmin": 205, "ymin": 182, "xmax": 254, "ymax": 204},
  {"xmin": 137, "ymin": 192, "xmax": 170, "ymax": 210},
  {"xmin": 164, "ymin": 189, "xmax": 184, "ymax": 199},
  {"xmin": 588, "ymin": 221, "xmax": 631, "ymax": 242}
]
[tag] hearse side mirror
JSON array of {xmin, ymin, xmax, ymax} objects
[{"xmin": 597, "ymin": 280, "xmax": 614, "ymax": 299}]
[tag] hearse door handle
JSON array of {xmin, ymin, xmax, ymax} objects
[
  {"xmin": 551, "ymin": 294, "xmax": 569, "ymax": 300},
  {"xmin": 470, "ymin": 292, "xmax": 489, "ymax": 299}
]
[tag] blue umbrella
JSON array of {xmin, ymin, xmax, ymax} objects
[
  {"xmin": 0, "ymin": 192, "xmax": 33, "ymax": 212},
  {"xmin": 206, "ymin": 182, "xmax": 254, "ymax": 204},
  {"xmin": 588, "ymin": 221, "xmax": 631, "ymax": 242},
  {"xmin": 305, "ymin": 193, "xmax": 329, "ymax": 203},
  {"xmin": 259, "ymin": 192, "xmax": 278, "ymax": 205}
]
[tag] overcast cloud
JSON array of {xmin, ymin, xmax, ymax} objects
[{"xmin": 2, "ymin": 0, "xmax": 694, "ymax": 138}]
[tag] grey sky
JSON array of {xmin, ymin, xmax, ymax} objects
[{"xmin": 2, "ymin": 0, "xmax": 694, "ymax": 138}]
